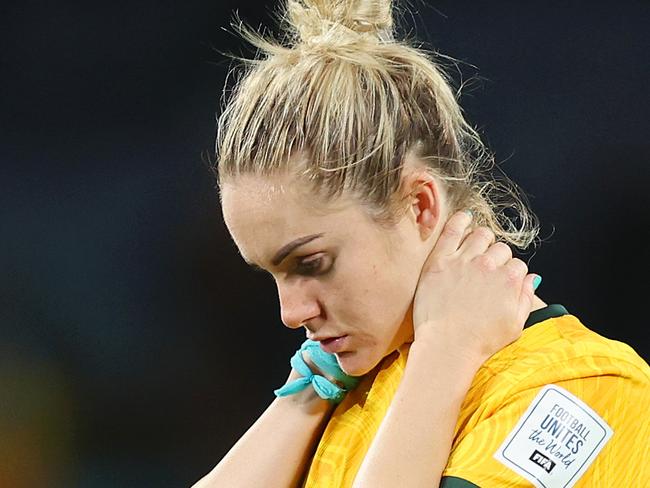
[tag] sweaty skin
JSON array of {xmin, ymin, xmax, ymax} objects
[
  {"xmin": 198, "ymin": 169, "xmax": 545, "ymax": 488},
  {"xmin": 221, "ymin": 171, "xmax": 546, "ymax": 376}
]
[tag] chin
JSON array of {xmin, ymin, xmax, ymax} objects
[{"xmin": 335, "ymin": 349, "xmax": 380, "ymax": 377}]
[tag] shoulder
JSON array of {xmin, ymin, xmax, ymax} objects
[
  {"xmin": 455, "ymin": 312, "xmax": 649, "ymax": 433},
  {"xmin": 459, "ymin": 313, "xmax": 649, "ymax": 427},
  {"xmin": 484, "ymin": 313, "xmax": 649, "ymax": 393},
  {"xmin": 443, "ymin": 313, "xmax": 650, "ymax": 487}
]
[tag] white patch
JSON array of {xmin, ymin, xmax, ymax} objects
[{"xmin": 493, "ymin": 384, "xmax": 613, "ymax": 488}]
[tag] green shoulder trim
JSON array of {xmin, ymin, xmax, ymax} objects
[
  {"xmin": 440, "ymin": 476, "xmax": 480, "ymax": 488},
  {"xmin": 524, "ymin": 303, "xmax": 569, "ymax": 329}
]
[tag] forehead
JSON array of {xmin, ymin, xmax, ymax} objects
[
  {"xmin": 221, "ymin": 172, "xmax": 318, "ymax": 233},
  {"xmin": 220, "ymin": 173, "xmax": 366, "ymax": 263}
]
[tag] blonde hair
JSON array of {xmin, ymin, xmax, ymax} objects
[{"xmin": 216, "ymin": 0, "xmax": 540, "ymax": 249}]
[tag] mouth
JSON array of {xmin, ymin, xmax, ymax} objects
[{"xmin": 318, "ymin": 335, "xmax": 348, "ymax": 354}]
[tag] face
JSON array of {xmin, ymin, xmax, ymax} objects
[{"xmin": 221, "ymin": 173, "xmax": 430, "ymax": 376}]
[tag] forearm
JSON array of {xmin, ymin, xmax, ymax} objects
[
  {"xmin": 193, "ymin": 379, "xmax": 334, "ymax": 488},
  {"xmin": 352, "ymin": 335, "xmax": 479, "ymax": 488}
]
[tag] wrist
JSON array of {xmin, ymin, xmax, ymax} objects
[
  {"xmin": 278, "ymin": 367, "xmax": 336, "ymax": 414},
  {"xmin": 276, "ymin": 385, "xmax": 335, "ymax": 417},
  {"xmin": 276, "ymin": 341, "xmax": 359, "ymax": 406},
  {"xmin": 410, "ymin": 329, "xmax": 484, "ymax": 383}
]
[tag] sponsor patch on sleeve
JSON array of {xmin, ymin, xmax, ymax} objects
[{"xmin": 493, "ymin": 384, "xmax": 613, "ymax": 488}]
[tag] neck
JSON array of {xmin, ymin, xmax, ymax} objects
[{"xmin": 402, "ymin": 295, "xmax": 549, "ymax": 347}]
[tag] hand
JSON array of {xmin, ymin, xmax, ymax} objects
[
  {"xmin": 287, "ymin": 350, "xmax": 334, "ymax": 383},
  {"xmin": 412, "ymin": 211, "xmax": 538, "ymax": 367},
  {"xmin": 279, "ymin": 351, "xmax": 337, "ymax": 412}
]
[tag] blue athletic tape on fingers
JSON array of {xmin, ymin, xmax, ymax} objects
[{"xmin": 274, "ymin": 339, "xmax": 361, "ymax": 404}]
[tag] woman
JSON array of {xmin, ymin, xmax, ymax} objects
[{"xmin": 194, "ymin": 0, "xmax": 649, "ymax": 486}]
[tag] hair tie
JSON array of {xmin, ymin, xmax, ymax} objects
[{"xmin": 274, "ymin": 340, "xmax": 360, "ymax": 404}]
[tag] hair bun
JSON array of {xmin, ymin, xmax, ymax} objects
[{"xmin": 286, "ymin": 0, "xmax": 394, "ymax": 45}]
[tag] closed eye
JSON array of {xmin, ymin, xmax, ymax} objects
[{"xmin": 295, "ymin": 254, "xmax": 332, "ymax": 277}]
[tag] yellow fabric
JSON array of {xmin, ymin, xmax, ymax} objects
[
  {"xmin": 301, "ymin": 314, "xmax": 650, "ymax": 487},
  {"xmin": 301, "ymin": 342, "xmax": 410, "ymax": 487}
]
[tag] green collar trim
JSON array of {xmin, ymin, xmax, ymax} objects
[
  {"xmin": 440, "ymin": 476, "xmax": 480, "ymax": 487},
  {"xmin": 524, "ymin": 304, "xmax": 569, "ymax": 329}
]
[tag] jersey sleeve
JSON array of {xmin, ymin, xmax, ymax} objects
[{"xmin": 441, "ymin": 366, "xmax": 650, "ymax": 487}]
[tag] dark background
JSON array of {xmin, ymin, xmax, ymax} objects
[{"xmin": 2, "ymin": 1, "xmax": 648, "ymax": 487}]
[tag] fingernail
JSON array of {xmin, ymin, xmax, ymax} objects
[
  {"xmin": 533, "ymin": 275, "xmax": 543, "ymax": 291},
  {"xmin": 464, "ymin": 209, "xmax": 473, "ymax": 218}
]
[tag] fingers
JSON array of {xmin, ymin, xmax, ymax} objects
[
  {"xmin": 432, "ymin": 213, "xmax": 538, "ymax": 297},
  {"xmin": 482, "ymin": 241, "xmax": 513, "ymax": 266},
  {"xmin": 459, "ymin": 226, "xmax": 496, "ymax": 258},
  {"xmin": 504, "ymin": 257, "xmax": 529, "ymax": 286},
  {"xmin": 433, "ymin": 210, "xmax": 473, "ymax": 257}
]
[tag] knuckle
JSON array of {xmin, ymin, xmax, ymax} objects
[
  {"xmin": 475, "ymin": 254, "xmax": 497, "ymax": 271},
  {"xmin": 442, "ymin": 224, "xmax": 463, "ymax": 239},
  {"xmin": 492, "ymin": 241, "xmax": 512, "ymax": 256},
  {"xmin": 505, "ymin": 258, "xmax": 528, "ymax": 283},
  {"xmin": 474, "ymin": 226, "xmax": 495, "ymax": 242},
  {"xmin": 512, "ymin": 257, "xmax": 529, "ymax": 273},
  {"xmin": 505, "ymin": 269, "xmax": 519, "ymax": 285}
]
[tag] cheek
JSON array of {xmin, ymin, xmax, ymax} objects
[
  {"xmin": 330, "ymin": 244, "xmax": 418, "ymax": 326},
  {"xmin": 348, "ymin": 262, "xmax": 413, "ymax": 326},
  {"xmin": 368, "ymin": 257, "xmax": 417, "ymax": 303}
]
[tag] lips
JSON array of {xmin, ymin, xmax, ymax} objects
[{"xmin": 318, "ymin": 335, "xmax": 348, "ymax": 354}]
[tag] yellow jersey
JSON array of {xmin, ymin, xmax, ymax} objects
[{"xmin": 301, "ymin": 304, "xmax": 650, "ymax": 487}]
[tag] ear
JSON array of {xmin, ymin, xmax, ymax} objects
[{"xmin": 404, "ymin": 171, "xmax": 444, "ymax": 240}]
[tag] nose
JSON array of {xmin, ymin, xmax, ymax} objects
[{"xmin": 276, "ymin": 279, "xmax": 321, "ymax": 329}]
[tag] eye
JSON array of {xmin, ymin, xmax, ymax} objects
[{"xmin": 295, "ymin": 254, "xmax": 332, "ymax": 276}]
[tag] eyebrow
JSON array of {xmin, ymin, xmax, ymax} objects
[{"xmin": 270, "ymin": 233, "xmax": 324, "ymax": 266}]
